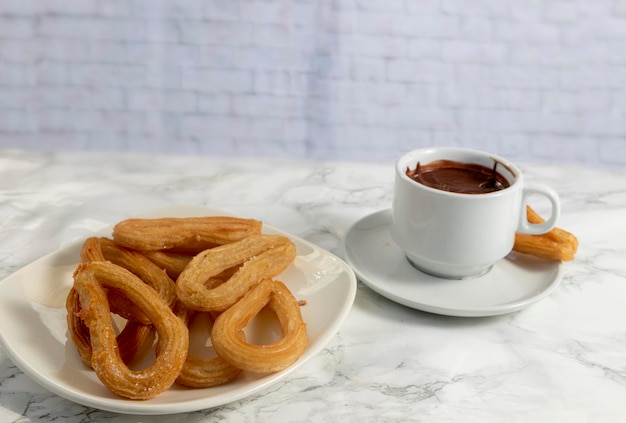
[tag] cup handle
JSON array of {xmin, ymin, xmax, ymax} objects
[{"xmin": 517, "ymin": 182, "xmax": 561, "ymax": 235}]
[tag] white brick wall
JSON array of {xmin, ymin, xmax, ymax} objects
[{"xmin": 0, "ymin": 0, "xmax": 625, "ymax": 167}]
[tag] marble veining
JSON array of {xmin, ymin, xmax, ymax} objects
[{"xmin": 1, "ymin": 149, "xmax": 625, "ymax": 422}]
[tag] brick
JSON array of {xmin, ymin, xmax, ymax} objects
[
  {"xmin": 196, "ymin": 138, "xmax": 237, "ymax": 155},
  {"xmin": 96, "ymin": 0, "xmax": 134, "ymax": 17},
  {"xmin": 390, "ymin": 15, "xmax": 461, "ymax": 38},
  {"xmin": 232, "ymin": 95, "xmax": 306, "ymax": 118},
  {"xmin": 253, "ymin": 71, "xmax": 310, "ymax": 95},
  {"xmin": 141, "ymin": 20, "xmax": 181, "ymax": 43},
  {"xmin": 402, "ymin": 84, "xmax": 440, "ymax": 107},
  {"xmin": 457, "ymin": 110, "xmax": 540, "ymax": 133},
  {"xmin": 86, "ymin": 132, "xmax": 129, "ymax": 150},
  {"xmin": 182, "ymin": 68, "xmax": 252, "ymax": 93},
  {"xmin": 70, "ymin": 63, "xmax": 146, "ymax": 87},
  {"xmin": 239, "ymin": 1, "xmax": 304, "ymax": 24},
  {"xmin": 246, "ymin": 117, "xmax": 289, "ymax": 140},
  {"xmin": 143, "ymin": 65, "xmax": 182, "ymax": 89},
  {"xmin": 347, "ymin": 104, "xmax": 389, "ymax": 125},
  {"xmin": 315, "ymin": 55, "xmax": 352, "ymax": 79},
  {"xmin": 598, "ymin": 138, "xmax": 626, "ymax": 165},
  {"xmin": 492, "ymin": 22, "xmax": 560, "ymax": 43},
  {"xmin": 0, "ymin": 0, "xmax": 37, "ymax": 15},
  {"xmin": 0, "ymin": 40, "xmax": 39, "ymax": 64},
  {"xmin": 509, "ymin": 0, "xmax": 543, "ymax": 21},
  {"xmin": 396, "ymin": 129, "xmax": 433, "ymax": 151},
  {"xmin": 0, "ymin": 110, "xmax": 33, "ymax": 132},
  {"xmin": 180, "ymin": 114, "xmax": 249, "ymax": 138},
  {"xmin": 179, "ymin": 21, "xmax": 254, "ymax": 46},
  {"xmin": 497, "ymin": 134, "xmax": 534, "ymax": 160},
  {"xmin": 143, "ymin": 112, "xmax": 180, "ymax": 137},
  {"xmin": 432, "ymin": 132, "xmax": 502, "ymax": 153},
  {"xmin": 544, "ymin": 1, "xmax": 579, "ymax": 23},
  {"xmin": 490, "ymin": 66, "xmax": 559, "ymax": 89},
  {"xmin": 35, "ymin": 62, "xmax": 70, "ymax": 85},
  {"xmin": 40, "ymin": 0, "xmax": 98, "ymax": 15},
  {"xmin": 408, "ymin": 40, "xmax": 441, "ymax": 59},
  {"xmin": 39, "ymin": 87, "xmax": 125, "ymax": 109},
  {"xmin": 126, "ymin": 43, "xmax": 197, "ymax": 65},
  {"xmin": 542, "ymin": 90, "xmax": 611, "ymax": 113},
  {"xmin": 329, "ymin": 124, "xmax": 398, "ymax": 150},
  {"xmin": 530, "ymin": 136, "xmax": 599, "ymax": 162},
  {"xmin": 582, "ymin": 113, "xmax": 626, "ymax": 136},
  {"xmin": 203, "ymin": 0, "xmax": 243, "ymax": 21},
  {"xmin": 337, "ymin": 34, "xmax": 407, "ymax": 58},
  {"xmin": 355, "ymin": 0, "xmax": 405, "ymax": 12},
  {"xmin": 455, "ymin": 64, "xmax": 495, "ymax": 85},
  {"xmin": 89, "ymin": 41, "xmax": 128, "ymax": 63},
  {"xmin": 0, "ymin": 87, "xmax": 38, "ymax": 109},
  {"xmin": 0, "ymin": 17, "xmax": 34, "ymax": 39},
  {"xmin": 441, "ymin": 85, "xmax": 541, "ymax": 110},
  {"xmin": 442, "ymin": 0, "xmax": 510, "ymax": 18},
  {"xmin": 316, "ymin": 79, "xmax": 408, "ymax": 105},
  {"xmin": 130, "ymin": 0, "xmax": 204, "ymax": 19},
  {"xmin": 38, "ymin": 16, "xmax": 147, "ymax": 42},
  {"xmin": 510, "ymin": 43, "xmax": 608, "ymax": 67},
  {"xmin": 353, "ymin": 12, "xmax": 396, "ymax": 36},
  {"xmin": 127, "ymin": 89, "xmax": 197, "ymax": 112},
  {"xmin": 441, "ymin": 41, "xmax": 507, "ymax": 64},
  {"xmin": 197, "ymin": 46, "xmax": 309, "ymax": 71},
  {"xmin": 387, "ymin": 60, "xmax": 454, "ymax": 83},
  {"xmin": 616, "ymin": 0, "xmax": 626, "ymax": 16},
  {"xmin": 385, "ymin": 106, "xmax": 455, "ymax": 129},
  {"xmin": 72, "ymin": 110, "xmax": 146, "ymax": 134},
  {"xmin": 0, "ymin": 63, "xmax": 29, "ymax": 86},
  {"xmin": 0, "ymin": 132, "xmax": 85, "ymax": 150},
  {"xmin": 322, "ymin": 10, "xmax": 358, "ymax": 33},
  {"xmin": 497, "ymin": 89, "xmax": 543, "ymax": 110},
  {"xmin": 608, "ymin": 41, "xmax": 626, "ymax": 64},
  {"xmin": 45, "ymin": 39, "xmax": 89, "ymax": 62},
  {"xmin": 350, "ymin": 58, "xmax": 385, "ymax": 82},
  {"xmin": 560, "ymin": 66, "xmax": 626, "ymax": 89},
  {"xmin": 405, "ymin": 0, "xmax": 440, "ymax": 15},
  {"xmin": 253, "ymin": 24, "xmax": 315, "ymax": 48},
  {"xmin": 36, "ymin": 109, "xmax": 73, "ymax": 132},
  {"xmin": 196, "ymin": 93, "xmax": 231, "ymax": 114},
  {"xmin": 459, "ymin": 17, "xmax": 493, "ymax": 41}
]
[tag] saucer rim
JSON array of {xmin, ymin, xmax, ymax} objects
[{"xmin": 343, "ymin": 209, "xmax": 563, "ymax": 317}]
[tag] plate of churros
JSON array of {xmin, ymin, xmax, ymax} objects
[{"xmin": 0, "ymin": 205, "xmax": 357, "ymax": 414}]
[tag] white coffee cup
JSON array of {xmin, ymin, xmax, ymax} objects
[{"xmin": 390, "ymin": 147, "xmax": 560, "ymax": 279}]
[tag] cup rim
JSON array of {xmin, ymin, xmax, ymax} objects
[{"xmin": 396, "ymin": 146, "xmax": 522, "ymax": 197}]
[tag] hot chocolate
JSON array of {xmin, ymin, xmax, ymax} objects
[{"xmin": 406, "ymin": 160, "xmax": 510, "ymax": 194}]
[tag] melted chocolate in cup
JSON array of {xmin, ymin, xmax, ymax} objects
[{"xmin": 406, "ymin": 160, "xmax": 510, "ymax": 194}]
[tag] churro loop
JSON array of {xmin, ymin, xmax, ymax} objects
[
  {"xmin": 112, "ymin": 216, "xmax": 262, "ymax": 252},
  {"xmin": 211, "ymin": 279, "xmax": 308, "ymax": 373},
  {"xmin": 141, "ymin": 250, "xmax": 194, "ymax": 280},
  {"xmin": 65, "ymin": 287, "xmax": 153, "ymax": 369},
  {"xmin": 99, "ymin": 237, "xmax": 177, "ymax": 309},
  {"xmin": 513, "ymin": 206, "xmax": 578, "ymax": 261},
  {"xmin": 79, "ymin": 237, "xmax": 148, "ymax": 323},
  {"xmin": 174, "ymin": 304, "xmax": 243, "ymax": 388},
  {"xmin": 176, "ymin": 234, "xmax": 296, "ymax": 312},
  {"xmin": 73, "ymin": 261, "xmax": 188, "ymax": 400},
  {"xmin": 79, "ymin": 237, "xmax": 177, "ymax": 324}
]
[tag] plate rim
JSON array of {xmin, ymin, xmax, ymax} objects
[
  {"xmin": 0, "ymin": 205, "xmax": 357, "ymax": 414},
  {"xmin": 343, "ymin": 208, "xmax": 563, "ymax": 317}
]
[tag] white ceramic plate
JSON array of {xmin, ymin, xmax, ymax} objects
[
  {"xmin": 344, "ymin": 209, "xmax": 562, "ymax": 317},
  {"xmin": 0, "ymin": 205, "xmax": 357, "ymax": 415}
]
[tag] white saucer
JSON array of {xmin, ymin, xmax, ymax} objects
[{"xmin": 343, "ymin": 209, "xmax": 563, "ymax": 317}]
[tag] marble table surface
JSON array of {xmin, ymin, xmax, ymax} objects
[{"xmin": 1, "ymin": 149, "xmax": 625, "ymax": 423}]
